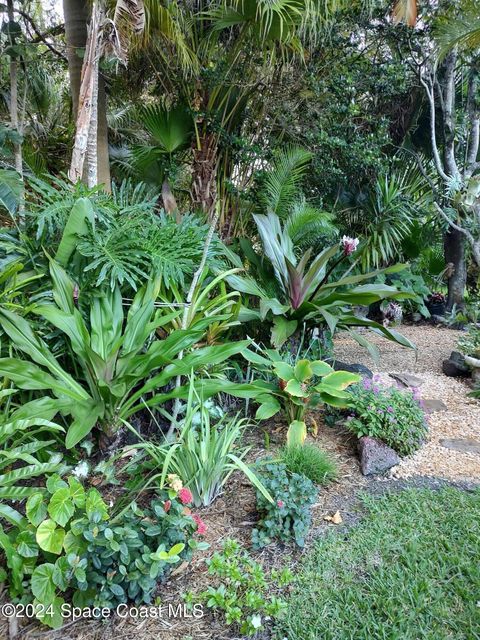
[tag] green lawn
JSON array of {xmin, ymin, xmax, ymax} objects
[{"xmin": 275, "ymin": 487, "xmax": 480, "ymax": 640}]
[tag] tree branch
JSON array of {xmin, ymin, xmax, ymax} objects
[
  {"xmin": 16, "ymin": 10, "xmax": 67, "ymax": 61},
  {"xmin": 419, "ymin": 70, "xmax": 449, "ymax": 182},
  {"xmin": 433, "ymin": 202, "xmax": 475, "ymax": 245},
  {"xmin": 465, "ymin": 66, "xmax": 480, "ymax": 179}
]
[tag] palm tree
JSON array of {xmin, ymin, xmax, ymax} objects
[
  {"xmin": 63, "ymin": 0, "xmax": 111, "ymax": 189},
  {"xmin": 122, "ymin": 0, "xmax": 375, "ymax": 225}
]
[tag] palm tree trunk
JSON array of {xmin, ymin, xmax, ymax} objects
[
  {"xmin": 191, "ymin": 130, "xmax": 218, "ymax": 219},
  {"xmin": 63, "ymin": 0, "xmax": 110, "ymax": 190}
]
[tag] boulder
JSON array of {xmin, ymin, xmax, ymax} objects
[
  {"xmin": 422, "ymin": 399, "xmax": 448, "ymax": 414},
  {"xmin": 442, "ymin": 351, "xmax": 470, "ymax": 377},
  {"xmin": 330, "ymin": 360, "xmax": 373, "ymax": 379},
  {"xmin": 389, "ymin": 373, "xmax": 424, "ymax": 388},
  {"xmin": 440, "ymin": 438, "xmax": 480, "ymax": 455},
  {"xmin": 357, "ymin": 436, "xmax": 401, "ymax": 476}
]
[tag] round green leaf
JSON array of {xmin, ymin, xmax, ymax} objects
[
  {"xmin": 26, "ymin": 493, "xmax": 47, "ymax": 527},
  {"xmin": 272, "ymin": 361, "xmax": 295, "ymax": 381},
  {"xmin": 285, "ymin": 379, "xmax": 308, "ymax": 397},
  {"xmin": 46, "ymin": 474, "xmax": 68, "ymax": 494},
  {"xmin": 35, "ymin": 596, "xmax": 65, "ymax": 629},
  {"xmin": 17, "ymin": 531, "xmax": 38, "ymax": 558},
  {"xmin": 31, "ymin": 563, "xmax": 56, "ymax": 605},
  {"xmin": 68, "ymin": 477, "xmax": 85, "ymax": 508},
  {"xmin": 294, "ymin": 359, "xmax": 313, "ymax": 382},
  {"xmin": 310, "ymin": 360, "xmax": 334, "ymax": 376},
  {"xmin": 36, "ymin": 519, "xmax": 65, "ymax": 555},
  {"xmin": 48, "ymin": 488, "xmax": 75, "ymax": 527}
]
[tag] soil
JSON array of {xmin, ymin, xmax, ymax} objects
[{"xmin": 2, "ymin": 325, "xmax": 479, "ymax": 640}]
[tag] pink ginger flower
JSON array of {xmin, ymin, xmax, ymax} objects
[
  {"xmin": 341, "ymin": 236, "xmax": 359, "ymax": 256},
  {"xmin": 277, "ymin": 500, "xmax": 285, "ymax": 508}
]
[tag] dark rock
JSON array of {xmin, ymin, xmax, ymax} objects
[
  {"xmin": 389, "ymin": 373, "xmax": 424, "ymax": 388},
  {"xmin": 442, "ymin": 351, "xmax": 470, "ymax": 377},
  {"xmin": 422, "ymin": 399, "xmax": 448, "ymax": 414},
  {"xmin": 330, "ymin": 360, "xmax": 373, "ymax": 379},
  {"xmin": 440, "ymin": 438, "xmax": 480, "ymax": 455},
  {"xmin": 357, "ymin": 436, "xmax": 401, "ymax": 476}
]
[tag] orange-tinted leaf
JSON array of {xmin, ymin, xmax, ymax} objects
[{"xmin": 392, "ymin": 0, "xmax": 417, "ymax": 27}]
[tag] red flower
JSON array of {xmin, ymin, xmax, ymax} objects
[
  {"xmin": 163, "ymin": 500, "xmax": 171, "ymax": 513},
  {"xmin": 277, "ymin": 500, "xmax": 285, "ymax": 508},
  {"xmin": 178, "ymin": 487, "xmax": 193, "ymax": 505},
  {"xmin": 192, "ymin": 513, "xmax": 207, "ymax": 536}
]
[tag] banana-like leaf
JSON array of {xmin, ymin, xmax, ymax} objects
[{"xmin": 55, "ymin": 198, "xmax": 95, "ymax": 267}]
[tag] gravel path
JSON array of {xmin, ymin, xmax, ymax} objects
[{"xmin": 334, "ymin": 326, "xmax": 480, "ymax": 482}]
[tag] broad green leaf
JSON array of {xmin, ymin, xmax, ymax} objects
[
  {"xmin": 55, "ymin": 197, "xmax": 95, "ymax": 268},
  {"xmin": 271, "ymin": 316, "xmax": 297, "ymax": 348},
  {"xmin": 287, "ymin": 420, "xmax": 307, "ymax": 446},
  {"xmin": 294, "ymin": 359, "xmax": 313, "ymax": 382},
  {"xmin": 36, "ymin": 519, "xmax": 65, "ymax": 555},
  {"xmin": 284, "ymin": 379, "xmax": 308, "ymax": 397},
  {"xmin": 31, "ymin": 563, "xmax": 56, "ymax": 605},
  {"xmin": 16, "ymin": 531, "xmax": 38, "ymax": 558},
  {"xmin": 65, "ymin": 402, "xmax": 103, "ymax": 449},
  {"xmin": 68, "ymin": 477, "xmax": 85, "ymax": 508},
  {"xmin": 48, "ymin": 488, "xmax": 75, "ymax": 527},
  {"xmin": 273, "ymin": 361, "xmax": 295, "ymax": 381},
  {"xmin": 255, "ymin": 399, "xmax": 281, "ymax": 420},
  {"xmin": 0, "ymin": 503, "xmax": 25, "ymax": 527},
  {"xmin": 85, "ymin": 488, "xmax": 108, "ymax": 521},
  {"xmin": 310, "ymin": 360, "xmax": 334, "ymax": 376},
  {"xmin": 321, "ymin": 371, "xmax": 360, "ymax": 390},
  {"xmin": 36, "ymin": 596, "xmax": 65, "ymax": 629},
  {"xmin": 46, "ymin": 474, "xmax": 68, "ymax": 493},
  {"xmin": 26, "ymin": 494, "xmax": 47, "ymax": 526}
]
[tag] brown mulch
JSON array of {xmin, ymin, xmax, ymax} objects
[{"xmin": 2, "ymin": 324, "xmax": 479, "ymax": 639}]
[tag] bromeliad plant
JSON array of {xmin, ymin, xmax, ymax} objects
[
  {"xmin": 243, "ymin": 349, "xmax": 359, "ymax": 445},
  {"xmin": 0, "ymin": 259, "xmax": 251, "ymax": 448},
  {"xmin": 227, "ymin": 212, "xmax": 415, "ymax": 352}
]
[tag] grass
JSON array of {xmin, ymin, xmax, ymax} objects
[
  {"xmin": 280, "ymin": 443, "xmax": 337, "ymax": 484},
  {"xmin": 274, "ymin": 487, "xmax": 480, "ymax": 640}
]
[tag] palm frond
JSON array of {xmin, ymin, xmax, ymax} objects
[
  {"xmin": 436, "ymin": 3, "xmax": 480, "ymax": 58},
  {"xmin": 259, "ymin": 146, "xmax": 313, "ymax": 217},
  {"xmin": 284, "ymin": 198, "xmax": 337, "ymax": 249}
]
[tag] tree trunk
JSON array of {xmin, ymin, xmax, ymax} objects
[
  {"xmin": 444, "ymin": 227, "xmax": 467, "ymax": 310},
  {"xmin": 190, "ymin": 130, "xmax": 218, "ymax": 219},
  {"xmin": 63, "ymin": 0, "xmax": 110, "ymax": 190},
  {"xmin": 6, "ymin": 0, "xmax": 22, "ymax": 178}
]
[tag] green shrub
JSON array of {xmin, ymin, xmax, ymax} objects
[
  {"xmin": 252, "ymin": 462, "xmax": 317, "ymax": 548},
  {"xmin": 0, "ymin": 474, "xmax": 207, "ymax": 628},
  {"xmin": 185, "ymin": 538, "xmax": 292, "ymax": 636},
  {"xmin": 458, "ymin": 324, "xmax": 480, "ymax": 358},
  {"xmin": 280, "ymin": 444, "xmax": 337, "ymax": 485},
  {"xmin": 346, "ymin": 377, "xmax": 428, "ymax": 456}
]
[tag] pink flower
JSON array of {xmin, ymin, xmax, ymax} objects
[
  {"xmin": 277, "ymin": 500, "xmax": 285, "ymax": 508},
  {"xmin": 341, "ymin": 236, "xmax": 359, "ymax": 256},
  {"xmin": 163, "ymin": 499, "xmax": 171, "ymax": 513},
  {"xmin": 192, "ymin": 513, "xmax": 207, "ymax": 535},
  {"xmin": 178, "ymin": 487, "xmax": 193, "ymax": 505}
]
